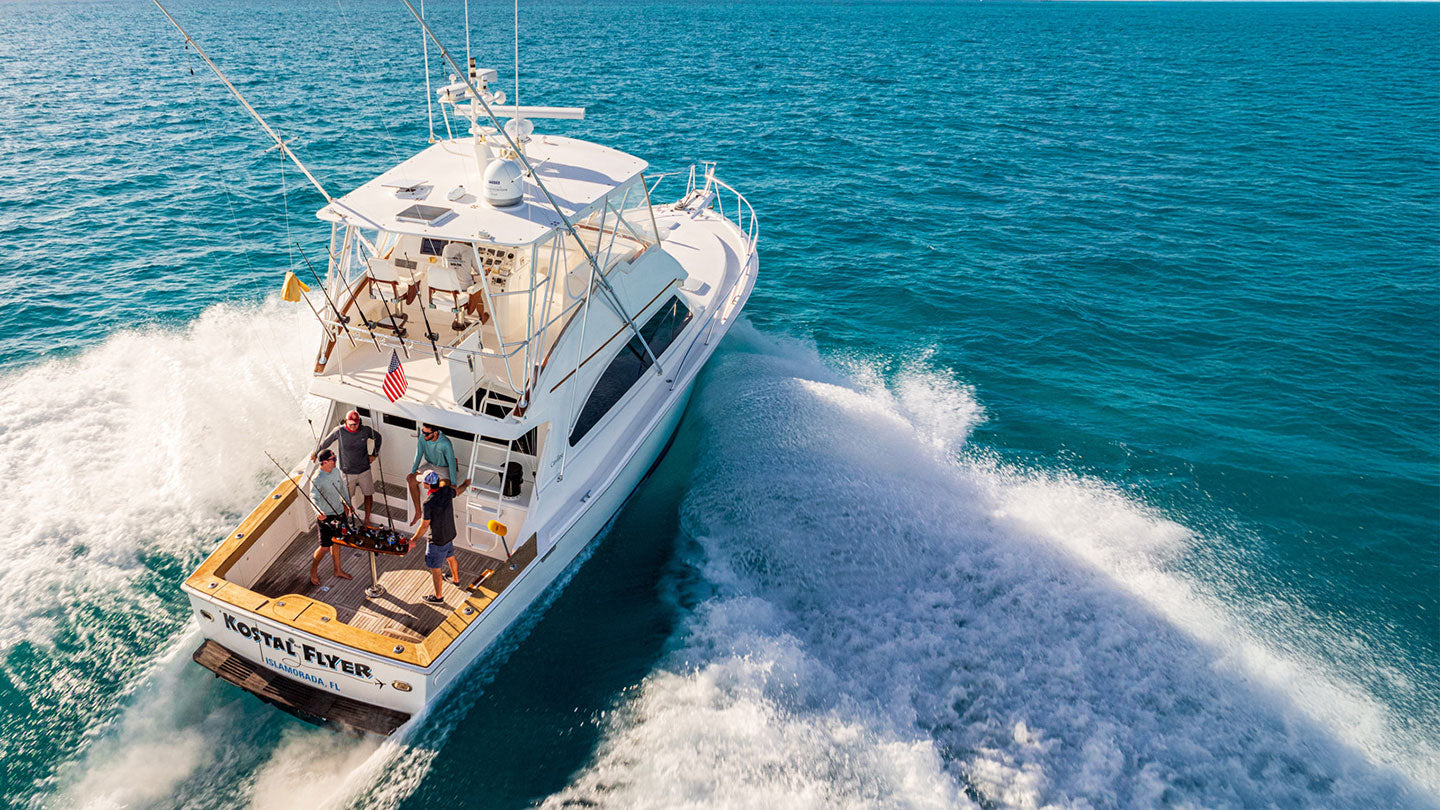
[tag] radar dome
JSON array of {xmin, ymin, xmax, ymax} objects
[
  {"xmin": 483, "ymin": 159, "xmax": 524, "ymax": 207},
  {"xmin": 504, "ymin": 117, "xmax": 534, "ymax": 142}
]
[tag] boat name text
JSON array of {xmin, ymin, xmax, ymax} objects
[{"xmin": 222, "ymin": 612, "xmax": 374, "ymax": 679}]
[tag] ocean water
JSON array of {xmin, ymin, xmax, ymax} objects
[{"xmin": 0, "ymin": 0, "xmax": 1436, "ymax": 808}]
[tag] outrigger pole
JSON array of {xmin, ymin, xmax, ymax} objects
[
  {"xmin": 397, "ymin": 0, "xmax": 664, "ymax": 380},
  {"xmin": 150, "ymin": 0, "xmax": 382, "ymax": 231}
]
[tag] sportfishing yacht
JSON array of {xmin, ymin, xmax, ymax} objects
[{"xmin": 170, "ymin": 7, "xmax": 757, "ymax": 734}]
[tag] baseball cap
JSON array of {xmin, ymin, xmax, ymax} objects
[{"xmin": 422, "ymin": 470, "xmax": 441, "ymax": 488}]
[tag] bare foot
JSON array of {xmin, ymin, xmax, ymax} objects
[
  {"xmin": 335, "ymin": 570, "xmax": 354, "ymax": 580},
  {"xmin": 310, "ymin": 575, "xmax": 322, "ymax": 586}
]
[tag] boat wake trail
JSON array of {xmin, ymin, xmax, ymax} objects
[
  {"xmin": 546, "ymin": 325, "xmax": 1438, "ymax": 809},
  {"xmin": 0, "ymin": 300, "xmax": 389, "ymax": 809}
]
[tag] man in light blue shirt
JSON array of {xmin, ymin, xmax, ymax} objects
[
  {"xmin": 308, "ymin": 449, "xmax": 355, "ymax": 586},
  {"xmin": 408, "ymin": 423, "xmax": 465, "ymax": 522}
]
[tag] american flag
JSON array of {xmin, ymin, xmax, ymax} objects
[{"xmin": 381, "ymin": 350, "xmax": 407, "ymax": 402}]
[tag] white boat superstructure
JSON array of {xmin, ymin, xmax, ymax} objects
[{"xmin": 171, "ymin": 12, "xmax": 758, "ymax": 733}]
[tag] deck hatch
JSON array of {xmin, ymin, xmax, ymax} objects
[{"xmin": 395, "ymin": 204, "xmax": 456, "ymax": 226}]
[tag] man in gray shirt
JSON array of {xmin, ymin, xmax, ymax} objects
[
  {"xmin": 309, "ymin": 449, "xmax": 355, "ymax": 586},
  {"xmin": 313, "ymin": 409, "xmax": 383, "ymax": 526}
]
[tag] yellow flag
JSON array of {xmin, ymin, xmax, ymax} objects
[{"xmin": 280, "ymin": 271, "xmax": 310, "ymax": 302}]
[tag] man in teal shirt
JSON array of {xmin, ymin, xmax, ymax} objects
[{"xmin": 408, "ymin": 423, "xmax": 464, "ymax": 521}]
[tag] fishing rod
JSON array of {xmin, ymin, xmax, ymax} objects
[
  {"xmin": 336, "ymin": 230, "xmax": 411, "ymax": 359},
  {"xmin": 413, "ymin": 288, "xmax": 442, "ymax": 364},
  {"xmin": 264, "ymin": 450, "xmax": 347, "ymax": 521},
  {"xmin": 295, "ymin": 242, "xmax": 364, "ymax": 349},
  {"xmin": 360, "ymin": 413, "xmax": 397, "ymax": 532},
  {"xmin": 374, "ymin": 289, "xmax": 412, "ymax": 357}
]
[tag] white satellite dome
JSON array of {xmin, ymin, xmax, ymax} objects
[
  {"xmin": 504, "ymin": 117, "xmax": 534, "ymax": 142},
  {"xmin": 483, "ymin": 158, "xmax": 524, "ymax": 207}
]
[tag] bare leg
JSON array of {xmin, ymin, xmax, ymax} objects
[
  {"xmin": 430, "ymin": 568, "xmax": 444, "ymax": 599},
  {"xmin": 407, "ymin": 473, "xmax": 421, "ymax": 521},
  {"xmin": 363, "ymin": 495, "xmax": 374, "ymax": 526},
  {"xmin": 468, "ymin": 292, "xmax": 489, "ymax": 325},
  {"xmin": 331, "ymin": 547, "xmax": 353, "ymax": 580},
  {"xmin": 310, "ymin": 547, "xmax": 325, "ymax": 586},
  {"xmin": 447, "ymin": 556, "xmax": 460, "ymax": 586}
]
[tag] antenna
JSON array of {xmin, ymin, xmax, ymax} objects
[
  {"xmin": 421, "ymin": 0, "xmax": 435, "ymax": 143},
  {"xmin": 398, "ymin": 0, "xmax": 665, "ymax": 379},
  {"xmin": 514, "ymin": 0, "xmax": 521, "ymax": 137}
]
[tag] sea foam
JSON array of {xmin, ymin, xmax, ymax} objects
[
  {"xmin": 0, "ymin": 300, "xmax": 317, "ymax": 649},
  {"xmin": 14, "ymin": 314, "xmax": 1438, "ymax": 809},
  {"xmin": 546, "ymin": 325, "xmax": 1437, "ymax": 809},
  {"xmin": 4, "ymin": 300, "xmax": 353, "ymax": 809}
]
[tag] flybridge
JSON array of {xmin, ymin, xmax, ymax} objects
[
  {"xmin": 321, "ymin": 59, "xmax": 627, "ymax": 247},
  {"xmin": 318, "ymin": 135, "xmax": 649, "ymax": 246}
]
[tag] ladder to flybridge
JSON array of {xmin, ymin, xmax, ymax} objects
[{"xmin": 463, "ymin": 438, "xmax": 514, "ymax": 556}]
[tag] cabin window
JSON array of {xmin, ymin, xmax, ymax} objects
[
  {"xmin": 432, "ymin": 425, "xmax": 474, "ymax": 443},
  {"xmin": 383, "ymin": 413, "xmax": 418, "ymax": 431},
  {"xmin": 568, "ymin": 297, "xmax": 692, "ymax": 446},
  {"xmin": 337, "ymin": 403, "xmax": 373, "ymax": 422},
  {"xmin": 420, "ymin": 237, "xmax": 449, "ymax": 256}
]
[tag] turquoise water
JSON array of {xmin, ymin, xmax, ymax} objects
[{"xmin": 1, "ymin": 1, "xmax": 1437, "ymax": 807}]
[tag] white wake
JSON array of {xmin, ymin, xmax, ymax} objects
[{"xmin": 545, "ymin": 326, "xmax": 1437, "ymax": 809}]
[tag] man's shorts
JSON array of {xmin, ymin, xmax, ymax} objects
[
  {"xmin": 344, "ymin": 467, "xmax": 375, "ymax": 498},
  {"xmin": 425, "ymin": 541, "xmax": 455, "ymax": 569},
  {"xmin": 317, "ymin": 516, "xmax": 345, "ymax": 548},
  {"xmin": 414, "ymin": 463, "xmax": 453, "ymax": 487}
]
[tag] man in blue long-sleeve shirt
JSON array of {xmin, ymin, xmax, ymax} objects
[{"xmin": 408, "ymin": 423, "xmax": 467, "ymax": 522}]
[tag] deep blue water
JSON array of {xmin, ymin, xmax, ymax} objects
[{"xmin": 0, "ymin": 1, "xmax": 1437, "ymax": 808}]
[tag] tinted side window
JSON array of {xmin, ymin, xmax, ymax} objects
[
  {"xmin": 383, "ymin": 413, "xmax": 418, "ymax": 431},
  {"xmin": 569, "ymin": 297, "xmax": 693, "ymax": 445}
]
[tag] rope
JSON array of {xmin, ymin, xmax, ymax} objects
[
  {"xmin": 334, "ymin": 0, "xmax": 407, "ymax": 165},
  {"xmin": 176, "ymin": 43, "xmax": 322, "ymax": 453},
  {"xmin": 465, "ymin": 0, "xmax": 471, "ymax": 66},
  {"xmin": 280, "ymin": 150, "xmax": 295, "ymax": 276}
]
